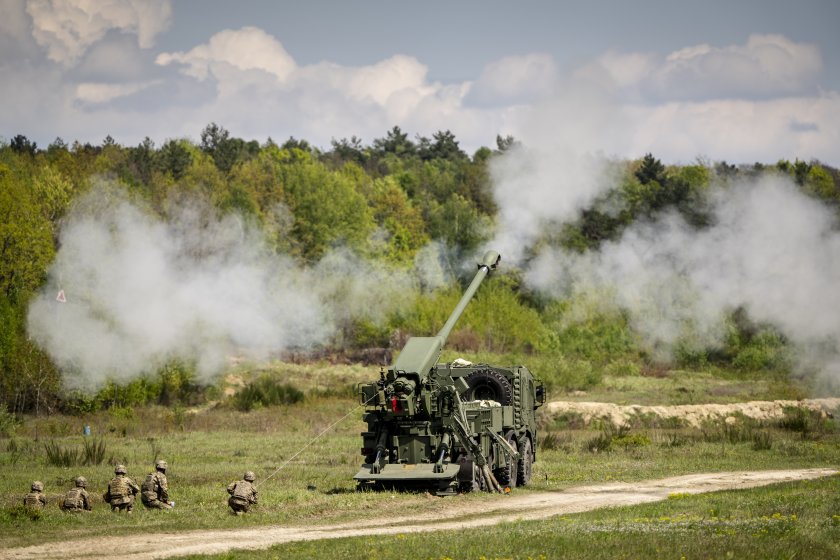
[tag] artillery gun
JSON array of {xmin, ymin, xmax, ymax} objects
[{"xmin": 354, "ymin": 251, "xmax": 545, "ymax": 495}]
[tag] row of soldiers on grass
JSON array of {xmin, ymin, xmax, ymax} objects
[{"xmin": 23, "ymin": 462, "xmax": 258, "ymax": 515}]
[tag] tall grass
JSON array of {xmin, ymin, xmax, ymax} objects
[
  {"xmin": 82, "ymin": 436, "xmax": 107, "ymax": 465},
  {"xmin": 43, "ymin": 440, "xmax": 80, "ymax": 467},
  {"xmin": 234, "ymin": 377, "xmax": 304, "ymax": 411},
  {"xmin": 43, "ymin": 436, "xmax": 107, "ymax": 467}
]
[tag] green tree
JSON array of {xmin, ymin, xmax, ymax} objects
[
  {"xmin": 804, "ymin": 164, "xmax": 837, "ymax": 201},
  {"xmin": 0, "ymin": 162, "xmax": 55, "ymax": 301},
  {"xmin": 635, "ymin": 153, "xmax": 666, "ymax": 185},
  {"xmin": 373, "ymin": 126, "xmax": 415, "ymax": 158},
  {"xmin": 32, "ymin": 164, "xmax": 74, "ymax": 222},
  {"xmin": 367, "ymin": 176, "xmax": 429, "ymax": 263},
  {"xmin": 10, "ymin": 135, "xmax": 37, "ymax": 156},
  {"xmin": 417, "ymin": 130, "xmax": 466, "ymax": 162},
  {"xmin": 0, "ymin": 159, "xmax": 61, "ymax": 413},
  {"xmin": 280, "ymin": 158, "xmax": 374, "ymax": 259},
  {"xmin": 426, "ymin": 193, "xmax": 490, "ymax": 254},
  {"xmin": 328, "ymin": 136, "xmax": 367, "ymax": 167},
  {"xmin": 200, "ymin": 123, "xmax": 258, "ymax": 174},
  {"xmin": 157, "ymin": 139, "xmax": 193, "ymax": 181}
]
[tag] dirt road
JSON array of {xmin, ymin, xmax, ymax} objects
[{"xmin": 4, "ymin": 468, "xmax": 835, "ymax": 559}]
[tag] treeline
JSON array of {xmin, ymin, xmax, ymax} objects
[{"xmin": 1, "ymin": 125, "xmax": 839, "ymax": 414}]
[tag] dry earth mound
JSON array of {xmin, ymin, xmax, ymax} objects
[{"xmin": 544, "ymin": 398, "xmax": 840, "ymax": 428}]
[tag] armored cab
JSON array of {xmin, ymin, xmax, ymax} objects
[{"xmin": 354, "ymin": 251, "xmax": 545, "ymax": 495}]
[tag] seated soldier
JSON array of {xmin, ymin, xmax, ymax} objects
[
  {"xmin": 24, "ymin": 481, "xmax": 47, "ymax": 510},
  {"xmin": 103, "ymin": 464, "xmax": 140, "ymax": 513},
  {"xmin": 61, "ymin": 476, "xmax": 92, "ymax": 513},
  {"xmin": 227, "ymin": 471, "xmax": 258, "ymax": 515},
  {"xmin": 141, "ymin": 459, "xmax": 173, "ymax": 510}
]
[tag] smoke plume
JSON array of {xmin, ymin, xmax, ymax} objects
[
  {"xmin": 27, "ymin": 185, "xmax": 438, "ymax": 390},
  {"xmin": 496, "ymin": 155, "xmax": 840, "ymax": 386}
]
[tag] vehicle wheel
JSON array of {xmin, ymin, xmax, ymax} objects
[
  {"xmin": 463, "ymin": 369, "xmax": 514, "ymax": 405},
  {"xmin": 493, "ymin": 431, "xmax": 518, "ymax": 488},
  {"xmin": 456, "ymin": 454, "xmax": 480, "ymax": 493},
  {"xmin": 517, "ymin": 437, "xmax": 533, "ymax": 486}
]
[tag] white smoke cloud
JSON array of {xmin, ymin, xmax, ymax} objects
[
  {"xmin": 27, "ymin": 186, "xmax": 331, "ymax": 389},
  {"xmin": 25, "ymin": 0, "xmax": 172, "ymax": 65},
  {"xmin": 488, "ymin": 65, "xmax": 631, "ymax": 264},
  {"xmin": 26, "ymin": 185, "xmax": 452, "ymax": 390},
  {"xmin": 525, "ymin": 175, "xmax": 840, "ymax": 384}
]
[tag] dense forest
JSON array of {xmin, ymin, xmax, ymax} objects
[{"xmin": 2, "ymin": 124, "xmax": 839, "ymax": 415}]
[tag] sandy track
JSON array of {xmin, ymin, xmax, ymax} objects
[{"xmin": 3, "ymin": 468, "xmax": 836, "ymax": 559}]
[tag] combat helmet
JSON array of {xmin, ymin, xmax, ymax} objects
[
  {"xmin": 74, "ymin": 476, "xmax": 87, "ymax": 488},
  {"xmin": 31, "ymin": 481, "xmax": 44, "ymax": 492},
  {"xmin": 243, "ymin": 471, "xmax": 255, "ymax": 482},
  {"xmin": 155, "ymin": 459, "xmax": 167, "ymax": 472},
  {"xmin": 114, "ymin": 464, "xmax": 127, "ymax": 475}
]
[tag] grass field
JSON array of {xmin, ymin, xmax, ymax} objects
[
  {"xmin": 1, "ymin": 363, "xmax": 839, "ymax": 558},
  {"xmin": 188, "ymin": 475, "xmax": 840, "ymax": 560}
]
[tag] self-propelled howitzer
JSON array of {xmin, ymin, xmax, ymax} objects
[{"xmin": 354, "ymin": 251, "xmax": 545, "ymax": 495}]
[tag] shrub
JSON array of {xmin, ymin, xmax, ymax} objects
[
  {"xmin": 44, "ymin": 440, "xmax": 81, "ymax": 467},
  {"xmin": 700, "ymin": 416, "xmax": 757, "ymax": 444},
  {"xmin": 658, "ymin": 431, "xmax": 689, "ymax": 448},
  {"xmin": 44, "ymin": 437, "xmax": 108, "ymax": 467},
  {"xmin": 234, "ymin": 376, "xmax": 304, "ymax": 411},
  {"xmin": 776, "ymin": 407, "xmax": 834, "ymax": 438},
  {"xmin": 4, "ymin": 504, "xmax": 42, "ymax": 521},
  {"xmin": 552, "ymin": 412, "xmax": 586, "ymax": 430},
  {"xmin": 584, "ymin": 423, "xmax": 630, "ymax": 453},
  {"xmin": 539, "ymin": 431, "xmax": 571, "ymax": 452},
  {"xmin": 6, "ymin": 438, "xmax": 30, "ymax": 465},
  {"xmin": 612, "ymin": 431, "xmax": 651, "ymax": 448},
  {"xmin": 82, "ymin": 436, "xmax": 107, "ymax": 465},
  {"xmin": 0, "ymin": 405, "xmax": 19, "ymax": 437},
  {"xmin": 752, "ymin": 431, "xmax": 773, "ymax": 451}
]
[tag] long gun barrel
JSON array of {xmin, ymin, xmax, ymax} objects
[
  {"xmin": 436, "ymin": 250, "xmax": 501, "ymax": 342},
  {"xmin": 391, "ymin": 250, "xmax": 500, "ymax": 377}
]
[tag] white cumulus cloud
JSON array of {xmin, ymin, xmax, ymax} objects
[
  {"xmin": 25, "ymin": 0, "xmax": 172, "ymax": 65},
  {"xmin": 156, "ymin": 26, "xmax": 296, "ymax": 82},
  {"xmin": 468, "ymin": 53, "xmax": 560, "ymax": 105},
  {"xmin": 596, "ymin": 34, "xmax": 823, "ymax": 102}
]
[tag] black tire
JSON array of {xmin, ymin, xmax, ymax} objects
[
  {"xmin": 456, "ymin": 454, "xmax": 480, "ymax": 493},
  {"xmin": 517, "ymin": 437, "xmax": 533, "ymax": 486},
  {"xmin": 463, "ymin": 369, "xmax": 514, "ymax": 405},
  {"xmin": 493, "ymin": 431, "xmax": 518, "ymax": 489}
]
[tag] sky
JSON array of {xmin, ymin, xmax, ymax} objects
[{"xmin": 1, "ymin": 0, "xmax": 839, "ymax": 164}]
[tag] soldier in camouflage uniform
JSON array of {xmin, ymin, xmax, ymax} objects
[
  {"xmin": 227, "ymin": 471, "xmax": 258, "ymax": 515},
  {"xmin": 103, "ymin": 464, "xmax": 140, "ymax": 513},
  {"xmin": 23, "ymin": 481, "xmax": 47, "ymax": 510},
  {"xmin": 141, "ymin": 459, "xmax": 173, "ymax": 510},
  {"xmin": 60, "ymin": 476, "xmax": 92, "ymax": 513}
]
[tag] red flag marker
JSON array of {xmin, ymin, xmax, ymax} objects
[{"xmin": 56, "ymin": 290, "xmax": 66, "ymax": 303}]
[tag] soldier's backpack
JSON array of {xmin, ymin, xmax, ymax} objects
[
  {"xmin": 64, "ymin": 488, "xmax": 83, "ymax": 509},
  {"xmin": 109, "ymin": 476, "xmax": 132, "ymax": 504},
  {"xmin": 231, "ymin": 481, "xmax": 251, "ymax": 502},
  {"xmin": 24, "ymin": 492, "xmax": 43, "ymax": 508},
  {"xmin": 142, "ymin": 472, "xmax": 159, "ymax": 501}
]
